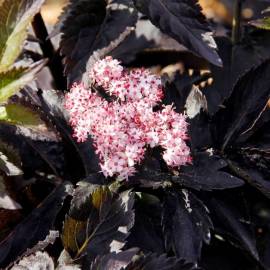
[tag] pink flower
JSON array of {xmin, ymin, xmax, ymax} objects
[
  {"xmin": 64, "ymin": 57, "xmax": 191, "ymax": 180},
  {"xmin": 89, "ymin": 56, "xmax": 123, "ymax": 88}
]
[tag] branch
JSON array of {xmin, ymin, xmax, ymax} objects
[
  {"xmin": 32, "ymin": 13, "xmax": 66, "ymax": 90},
  {"xmin": 232, "ymin": 0, "xmax": 243, "ymax": 44}
]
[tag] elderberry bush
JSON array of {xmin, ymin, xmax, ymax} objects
[{"xmin": 0, "ymin": 0, "xmax": 270, "ymax": 270}]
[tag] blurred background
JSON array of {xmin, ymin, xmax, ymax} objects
[{"xmin": 40, "ymin": 0, "xmax": 264, "ymax": 26}]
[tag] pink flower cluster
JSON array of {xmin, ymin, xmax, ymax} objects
[{"xmin": 65, "ymin": 56, "xmax": 191, "ymax": 179}]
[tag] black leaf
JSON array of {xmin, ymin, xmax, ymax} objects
[
  {"xmin": 188, "ymin": 112, "xmax": 213, "ymax": 151},
  {"xmin": 204, "ymin": 33, "xmax": 270, "ymax": 116},
  {"xmin": 126, "ymin": 193, "xmax": 165, "ymax": 254},
  {"xmin": 35, "ymin": 89, "xmax": 100, "ymax": 180},
  {"xmin": 214, "ymin": 60, "xmax": 270, "ymax": 150},
  {"xmin": 133, "ymin": 0, "xmax": 222, "ymax": 66},
  {"xmin": 207, "ymin": 196, "xmax": 259, "ymax": 261},
  {"xmin": 125, "ymin": 253, "xmax": 198, "ymax": 270},
  {"xmin": 173, "ymin": 152, "xmax": 244, "ymax": 191},
  {"xmin": 90, "ymin": 248, "xmax": 139, "ymax": 270},
  {"xmin": 57, "ymin": 0, "xmax": 138, "ymax": 83},
  {"xmin": 62, "ymin": 186, "xmax": 135, "ymax": 265},
  {"xmin": 228, "ymin": 159, "xmax": 270, "ymax": 199},
  {"xmin": 162, "ymin": 189, "xmax": 213, "ymax": 263},
  {"xmin": 0, "ymin": 182, "xmax": 72, "ymax": 268}
]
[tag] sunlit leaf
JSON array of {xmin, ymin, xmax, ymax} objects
[
  {"xmin": 0, "ymin": 60, "xmax": 46, "ymax": 103},
  {"xmin": 185, "ymin": 85, "xmax": 207, "ymax": 119},
  {"xmin": 133, "ymin": 0, "xmax": 222, "ymax": 66},
  {"xmin": 0, "ymin": 0, "xmax": 45, "ymax": 71},
  {"xmin": 0, "ymin": 104, "xmax": 42, "ymax": 126},
  {"xmin": 62, "ymin": 186, "xmax": 134, "ymax": 264},
  {"xmin": 90, "ymin": 249, "xmax": 138, "ymax": 270},
  {"xmin": 11, "ymin": 252, "xmax": 54, "ymax": 270},
  {"xmin": 57, "ymin": 250, "xmax": 82, "ymax": 270},
  {"xmin": 251, "ymin": 17, "xmax": 270, "ymax": 30},
  {"xmin": 57, "ymin": 0, "xmax": 137, "ymax": 83},
  {"xmin": 0, "ymin": 175, "xmax": 22, "ymax": 210},
  {"xmin": 0, "ymin": 140, "xmax": 22, "ymax": 176}
]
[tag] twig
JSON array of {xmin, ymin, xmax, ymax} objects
[{"xmin": 32, "ymin": 13, "xmax": 66, "ymax": 90}]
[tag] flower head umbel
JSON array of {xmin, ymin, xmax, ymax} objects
[{"xmin": 65, "ymin": 56, "xmax": 191, "ymax": 180}]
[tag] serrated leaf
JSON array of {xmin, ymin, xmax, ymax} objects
[
  {"xmin": 133, "ymin": 0, "xmax": 222, "ymax": 66},
  {"xmin": 0, "ymin": 182, "xmax": 72, "ymax": 268},
  {"xmin": 228, "ymin": 159, "xmax": 270, "ymax": 199},
  {"xmin": 162, "ymin": 189, "xmax": 212, "ymax": 263},
  {"xmin": 57, "ymin": 265, "xmax": 81, "ymax": 270},
  {"xmin": 36, "ymin": 88, "xmax": 100, "ymax": 178},
  {"xmin": 162, "ymin": 71, "xmax": 212, "ymax": 150},
  {"xmin": 134, "ymin": 152, "xmax": 244, "ymax": 191},
  {"xmin": 112, "ymin": 19, "xmax": 165, "ymax": 65},
  {"xmin": 57, "ymin": 250, "xmax": 81, "ymax": 270},
  {"xmin": 204, "ymin": 35, "xmax": 270, "ymax": 116},
  {"xmin": 11, "ymin": 252, "xmax": 54, "ymax": 270},
  {"xmin": 173, "ymin": 152, "xmax": 245, "ymax": 191},
  {"xmin": 214, "ymin": 60, "xmax": 270, "ymax": 149},
  {"xmin": 162, "ymin": 71, "xmax": 197, "ymax": 113},
  {"xmin": 0, "ymin": 0, "xmax": 45, "ymax": 71},
  {"xmin": 250, "ymin": 17, "xmax": 270, "ymax": 30},
  {"xmin": 0, "ymin": 104, "xmax": 42, "ymax": 126},
  {"xmin": 126, "ymin": 194, "xmax": 165, "ymax": 254},
  {"xmin": 0, "ymin": 175, "xmax": 22, "ymax": 210},
  {"xmin": 9, "ymin": 230, "xmax": 59, "ymax": 268},
  {"xmin": 188, "ymin": 112, "xmax": 213, "ymax": 151},
  {"xmin": 125, "ymin": 253, "xmax": 198, "ymax": 270},
  {"xmin": 90, "ymin": 249, "xmax": 138, "ymax": 270},
  {"xmin": 208, "ymin": 197, "xmax": 259, "ymax": 261},
  {"xmin": 82, "ymin": 26, "xmax": 135, "ymax": 88},
  {"xmin": 0, "ymin": 60, "xmax": 46, "ymax": 103},
  {"xmin": 57, "ymin": 0, "xmax": 137, "ymax": 83},
  {"xmin": 0, "ymin": 140, "xmax": 22, "ymax": 176},
  {"xmin": 62, "ymin": 186, "xmax": 134, "ymax": 265}
]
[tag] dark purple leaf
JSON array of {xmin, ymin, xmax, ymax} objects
[
  {"xmin": 125, "ymin": 253, "xmax": 198, "ymax": 270},
  {"xmin": 173, "ymin": 152, "xmax": 244, "ymax": 191},
  {"xmin": 90, "ymin": 249, "xmax": 139, "ymax": 270},
  {"xmin": 126, "ymin": 194, "xmax": 165, "ymax": 254},
  {"xmin": 207, "ymin": 197, "xmax": 259, "ymax": 261},
  {"xmin": 57, "ymin": 0, "xmax": 138, "ymax": 84},
  {"xmin": 204, "ymin": 33, "xmax": 270, "ymax": 116},
  {"xmin": 62, "ymin": 186, "xmax": 135, "ymax": 266},
  {"xmin": 162, "ymin": 189, "xmax": 213, "ymax": 263},
  {"xmin": 0, "ymin": 182, "xmax": 72, "ymax": 268},
  {"xmin": 214, "ymin": 60, "xmax": 270, "ymax": 150},
  {"xmin": 133, "ymin": 0, "xmax": 222, "ymax": 66}
]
